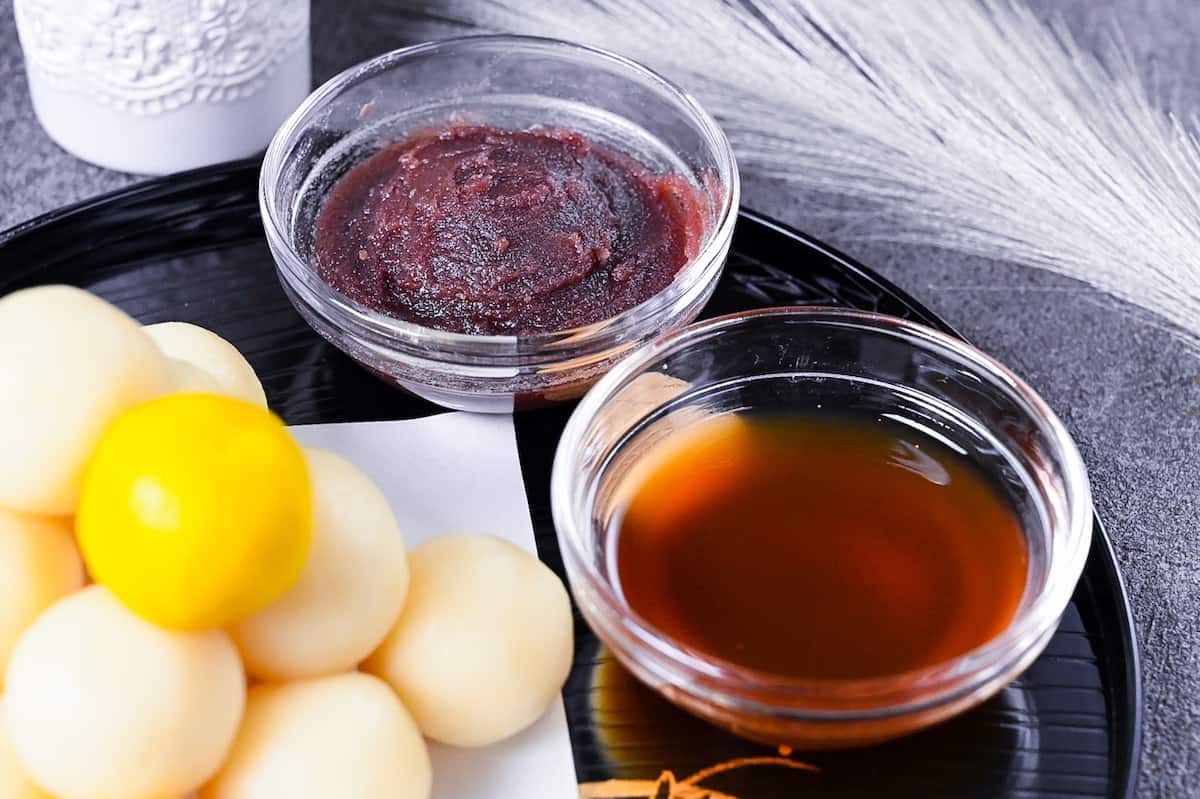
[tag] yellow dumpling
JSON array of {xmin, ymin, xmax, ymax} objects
[
  {"xmin": 0, "ymin": 509, "xmax": 84, "ymax": 688},
  {"xmin": 0, "ymin": 286, "xmax": 169, "ymax": 515},
  {"xmin": 202, "ymin": 672, "xmax": 431, "ymax": 799},
  {"xmin": 232, "ymin": 449, "xmax": 409, "ymax": 680},
  {"xmin": 363, "ymin": 534, "xmax": 573, "ymax": 747},
  {"xmin": 4, "ymin": 586, "xmax": 245, "ymax": 799},
  {"xmin": 0, "ymin": 697, "xmax": 48, "ymax": 799},
  {"xmin": 144, "ymin": 322, "xmax": 267, "ymax": 407}
]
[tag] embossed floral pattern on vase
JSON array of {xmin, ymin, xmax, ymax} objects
[{"xmin": 14, "ymin": 0, "xmax": 309, "ymax": 114}]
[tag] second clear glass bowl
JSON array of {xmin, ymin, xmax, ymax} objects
[{"xmin": 551, "ymin": 307, "xmax": 1092, "ymax": 748}]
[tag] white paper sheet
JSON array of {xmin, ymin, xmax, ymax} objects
[{"xmin": 292, "ymin": 413, "xmax": 580, "ymax": 799}]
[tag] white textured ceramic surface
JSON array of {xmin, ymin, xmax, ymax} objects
[{"xmin": 14, "ymin": 0, "xmax": 310, "ymax": 174}]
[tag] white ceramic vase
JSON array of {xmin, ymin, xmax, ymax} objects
[{"xmin": 14, "ymin": 0, "xmax": 311, "ymax": 175}]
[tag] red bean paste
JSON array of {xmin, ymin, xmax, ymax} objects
[{"xmin": 314, "ymin": 124, "xmax": 707, "ymax": 335}]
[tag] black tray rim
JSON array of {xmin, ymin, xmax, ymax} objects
[
  {"xmin": 0, "ymin": 159, "xmax": 262, "ymax": 243},
  {"xmin": 1, "ymin": 159, "xmax": 1143, "ymax": 798}
]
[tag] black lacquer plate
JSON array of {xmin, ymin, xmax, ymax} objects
[{"xmin": 0, "ymin": 160, "xmax": 1140, "ymax": 799}]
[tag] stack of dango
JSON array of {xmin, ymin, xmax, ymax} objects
[{"xmin": 0, "ymin": 286, "xmax": 574, "ymax": 799}]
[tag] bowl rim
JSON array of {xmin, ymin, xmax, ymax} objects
[
  {"xmin": 551, "ymin": 306, "xmax": 1093, "ymax": 719},
  {"xmin": 258, "ymin": 33, "xmax": 740, "ymax": 357}
]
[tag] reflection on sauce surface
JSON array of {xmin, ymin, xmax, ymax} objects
[{"xmin": 614, "ymin": 413, "xmax": 1029, "ymax": 680}]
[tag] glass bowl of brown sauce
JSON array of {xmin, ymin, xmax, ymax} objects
[
  {"xmin": 260, "ymin": 35, "xmax": 738, "ymax": 412},
  {"xmin": 551, "ymin": 307, "xmax": 1092, "ymax": 749}
]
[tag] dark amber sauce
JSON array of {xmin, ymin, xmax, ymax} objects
[{"xmin": 615, "ymin": 414, "xmax": 1029, "ymax": 681}]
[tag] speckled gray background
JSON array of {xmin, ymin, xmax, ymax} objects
[{"xmin": 2, "ymin": 0, "xmax": 1198, "ymax": 795}]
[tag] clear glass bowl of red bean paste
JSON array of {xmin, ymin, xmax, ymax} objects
[{"xmin": 261, "ymin": 35, "xmax": 739, "ymax": 413}]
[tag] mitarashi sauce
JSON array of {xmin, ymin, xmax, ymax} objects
[
  {"xmin": 314, "ymin": 123, "xmax": 706, "ymax": 336},
  {"xmin": 615, "ymin": 414, "xmax": 1029, "ymax": 681}
]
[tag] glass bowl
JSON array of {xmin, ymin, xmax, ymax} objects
[
  {"xmin": 260, "ymin": 35, "xmax": 738, "ymax": 413},
  {"xmin": 551, "ymin": 307, "xmax": 1092, "ymax": 748}
]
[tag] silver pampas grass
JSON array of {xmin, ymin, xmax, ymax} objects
[{"xmin": 410, "ymin": 0, "xmax": 1200, "ymax": 340}]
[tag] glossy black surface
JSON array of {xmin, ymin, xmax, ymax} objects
[{"xmin": 0, "ymin": 159, "xmax": 1139, "ymax": 798}]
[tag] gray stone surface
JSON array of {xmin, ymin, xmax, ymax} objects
[{"xmin": 1, "ymin": 0, "xmax": 1197, "ymax": 795}]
